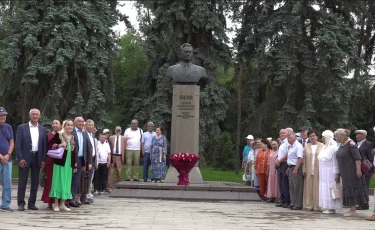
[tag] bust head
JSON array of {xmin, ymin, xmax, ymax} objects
[{"xmin": 180, "ymin": 43, "xmax": 193, "ymax": 63}]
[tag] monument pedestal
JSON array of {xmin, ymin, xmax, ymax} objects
[{"xmin": 165, "ymin": 85, "xmax": 204, "ymax": 184}]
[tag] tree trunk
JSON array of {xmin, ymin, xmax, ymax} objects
[{"xmin": 235, "ymin": 62, "xmax": 243, "ymax": 175}]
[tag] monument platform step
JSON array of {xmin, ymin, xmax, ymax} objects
[{"xmin": 109, "ymin": 181, "xmax": 260, "ymax": 201}]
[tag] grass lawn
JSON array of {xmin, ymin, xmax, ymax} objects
[{"xmin": 10, "ymin": 163, "xmax": 375, "ymax": 187}]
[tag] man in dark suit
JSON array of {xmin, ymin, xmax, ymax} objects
[
  {"xmin": 297, "ymin": 125, "xmax": 309, "ymax": 147},
  {"xmin": 355, "ymin": 129, "xmax": 375, "ymax": 210},
  {"xmin": 16, "ymin": 108, "xmax": 47, "ymax": 211},
  {"xmin": 166, "ymin": 43, "xmax": 208, "ymax": 84},
  {"xmin": 70, "ymin": 117, "xmax": 92, "ymax": 207}
]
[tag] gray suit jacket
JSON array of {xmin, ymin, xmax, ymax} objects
[{"xmin": 167, "ymin": 62, "xmax": 207, "ymax": 83}]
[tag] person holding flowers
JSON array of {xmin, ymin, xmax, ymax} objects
[{"xmin": 151, "ymin": 127, "xmax": 167, "ymax": 182}]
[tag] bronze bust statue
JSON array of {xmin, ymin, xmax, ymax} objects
[{"xmin": 166, "ymin": 43, "xmax": 208, "ymax": 84}]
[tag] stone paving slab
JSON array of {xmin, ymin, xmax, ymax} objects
[{"xmin": 0, "ymin": 186, "xmax": 374, "ymax": 229}]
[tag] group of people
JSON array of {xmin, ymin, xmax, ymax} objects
[
  {"xmin": 0, "ymin": 106, "xmax": 168, "ymax": 212},
  {"xmin": 243, "ymin": 126, "xmax": 375, "ymax": 220}
]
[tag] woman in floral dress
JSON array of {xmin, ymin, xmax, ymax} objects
[{"xmin": 151, "ymin": 127, "xmax": 167, "ymax": 182}]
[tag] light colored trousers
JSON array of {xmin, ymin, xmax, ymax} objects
[
  {"xmin": 126, "ymin": 150, "xmax": 140, "ymax": 180},
  {"xmin": 108, "ymin": 155, "xmax": 123, "ymax": 189}
]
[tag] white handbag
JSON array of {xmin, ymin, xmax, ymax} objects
[
  {"xmin": 330, "ymin": 183, "xmax": 343, "ymax": 199},
  {"xmin": 242, "ymin": 163, "xmax": 252, "ymax": 182}
]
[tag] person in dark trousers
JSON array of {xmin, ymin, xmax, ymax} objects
[
  {"xmin": 16, "ymin": 108, "xmax": 47, "ymax": 211},
  {"xmin": 355, "ymin": 129, "xmax": 374, "ymax": 210},
  {"xmin": 70, "ymin": 117, "xmax": 92, "ymax": 207},
  {"xmin": 94, "ymin": 133, "xmax": 111, "ymax": 195}
]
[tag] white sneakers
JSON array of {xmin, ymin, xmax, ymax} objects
[{"xmin": 323, "ymin": 210, "xmax": 336, "ymax": 214}]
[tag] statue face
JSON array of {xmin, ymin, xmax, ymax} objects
[{"xmin": 181, "ymin": 46, "xmax": 193, "ymax": 62}]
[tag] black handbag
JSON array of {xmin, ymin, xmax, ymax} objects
[{"xmin": 39, "ymin": 170, "xmax": 46, "ymax": 187}]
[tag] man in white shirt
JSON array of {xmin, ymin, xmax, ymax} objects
[
  {"xmin": 286, "ymin": 132, "xmax": 304, "ymax": 210},
  {"xmin": 108, "ymin": 126, "xmax": 126, "ymax": 190},
  {"xmin": 16, "ymin": 108, "xmax": 47, "ymax": 211},
  {"xmin": 275, "ymin": 128, "xmax": 291, "ymax": 208},
  {"xmin": 94, "ymin": 133, "xmax": 111, "ymax": 195},
  {"xmin": 124, "ymin": 120, "xmax": 143, "ymax": 181}
]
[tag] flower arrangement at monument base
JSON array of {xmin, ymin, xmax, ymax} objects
[{"xmin": 170, "ymin": 153, "xmax": 199, "ymax": 185}]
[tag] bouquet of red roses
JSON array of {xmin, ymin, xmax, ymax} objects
[
  {"xmin": 170, "ymin": 152, "xmax": 199, "ymax": 162},
  {"xmin": 170, "ymin": 153, "xmax": 199, "ymax": 185}
]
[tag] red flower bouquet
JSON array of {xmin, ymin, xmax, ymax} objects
[{"xmin": 170, "ymin": 153, "xmax": 199, "ymax": 185}]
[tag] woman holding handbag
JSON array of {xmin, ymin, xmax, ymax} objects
[
  {"xmin": 334, "ymin": 129, "xmax": 368, "ymax": 217},
  {"xmin": 41, "ymin": 120, "xmax": 62, "ymax": 210},
  {"xmin": 47, "ymin": 120, "xmax": 77, "ymax": 212}
]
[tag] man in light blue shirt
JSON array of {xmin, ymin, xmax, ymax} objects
[
  {"xmin": 76, "ymin": 127, "xmax": 83, "ymax": 157},
  {"xmin": 141, "ymin": 122, "xmax": 156, "ymax": 182},
  {"xmin": 286, "ymin": 132, "xmax": 304, "ymax": 210},
  {"xmin": 242, "ymin": 135, "xmax": 254, "ymax": 168}
]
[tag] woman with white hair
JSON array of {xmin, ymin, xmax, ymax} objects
[
  {"xmin": 334, "ymin": 128, "xmax": 368, "ymax": 217},
  {"xmin": 317, "ymin": 130, "xmax": 341, "ymax": 214}
]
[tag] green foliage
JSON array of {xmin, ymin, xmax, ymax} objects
[
  {"xmin": 110, "ymin": 31, "xmax": 149, "ymax": 129},
  {"xmin": 134, "ymin": 0, "xmax": 233, "ymax": 164},
  {"xmin": 235, "ymin": 0, "xmax": 366, "ymax": 137},
  {"xmin": 212, "ymin": 132, "xmax": 236, "ymax": 171},
  {"xmin": 0, "ymin": 0, "xmax": 117, "ymax": 128}
]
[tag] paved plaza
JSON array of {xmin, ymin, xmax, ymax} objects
[{"xmin": 0, "ymin": 186, "xmax": 375, "ymax": 230}]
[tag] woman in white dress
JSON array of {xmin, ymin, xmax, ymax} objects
[{"xmin": 318, "ymin": 130, "xmax": 342, "ymax": 214}]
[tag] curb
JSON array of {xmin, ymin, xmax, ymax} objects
[{"xmin": 6, "ymin": 179, "xmax": 375, "ymax": 196}]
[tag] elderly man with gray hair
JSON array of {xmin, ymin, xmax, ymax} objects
[
  {"xmin": 354, "ymin": 129, "xmax": 374, "ymax": 211},
  {"xmin": 286, "ymin": 131, "xmax": 304, "ymax": 210},
  {"xmin": 141, "ymin": 122, "xmax": 156, "ymax": 182}
]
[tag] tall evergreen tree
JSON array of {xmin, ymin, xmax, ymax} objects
[
  {"xmin": 0, "ymin": 0, "xmax": 117, "ymax": 128},
  {"xmin": 235, "ymin": 0, "xmax": 365, "ymax": 136},
  {"xmin": 135, "ymin": 0, "xmax": 232, "ymax": 162}
]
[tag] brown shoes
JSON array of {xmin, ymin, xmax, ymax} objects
[{"xmin": 365, "ymin": 215, "xmax": 375, "ymax": 221}]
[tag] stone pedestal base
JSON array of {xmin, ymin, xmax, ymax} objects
[{"xmin": 165, "ymin": 85, "xmax": 204, "ymax": 184}]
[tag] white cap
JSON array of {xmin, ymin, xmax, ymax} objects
[
  {"xmin": 355, "ymin": 130, "xmax": 367, "ymax": 136},
  {"xmin": 103, "ymin": 129, "xmax": 110, "ymax": 133},
  {"xmin": 246, "ymin": 135, "xmax": 254, "ymax": 140}
]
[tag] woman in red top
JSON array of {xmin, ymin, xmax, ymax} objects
[
  {"xmin": 255, "ymin": 139, "xmax": 271, "ymax": 200},
  {"xmin": 41, "ymin": 120, "xmax": 62, "ymax": 209}
]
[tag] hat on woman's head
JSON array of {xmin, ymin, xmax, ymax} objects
[{"xmin": 322, "ymin": 130, "xmax": 334, "ymax": 138}]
